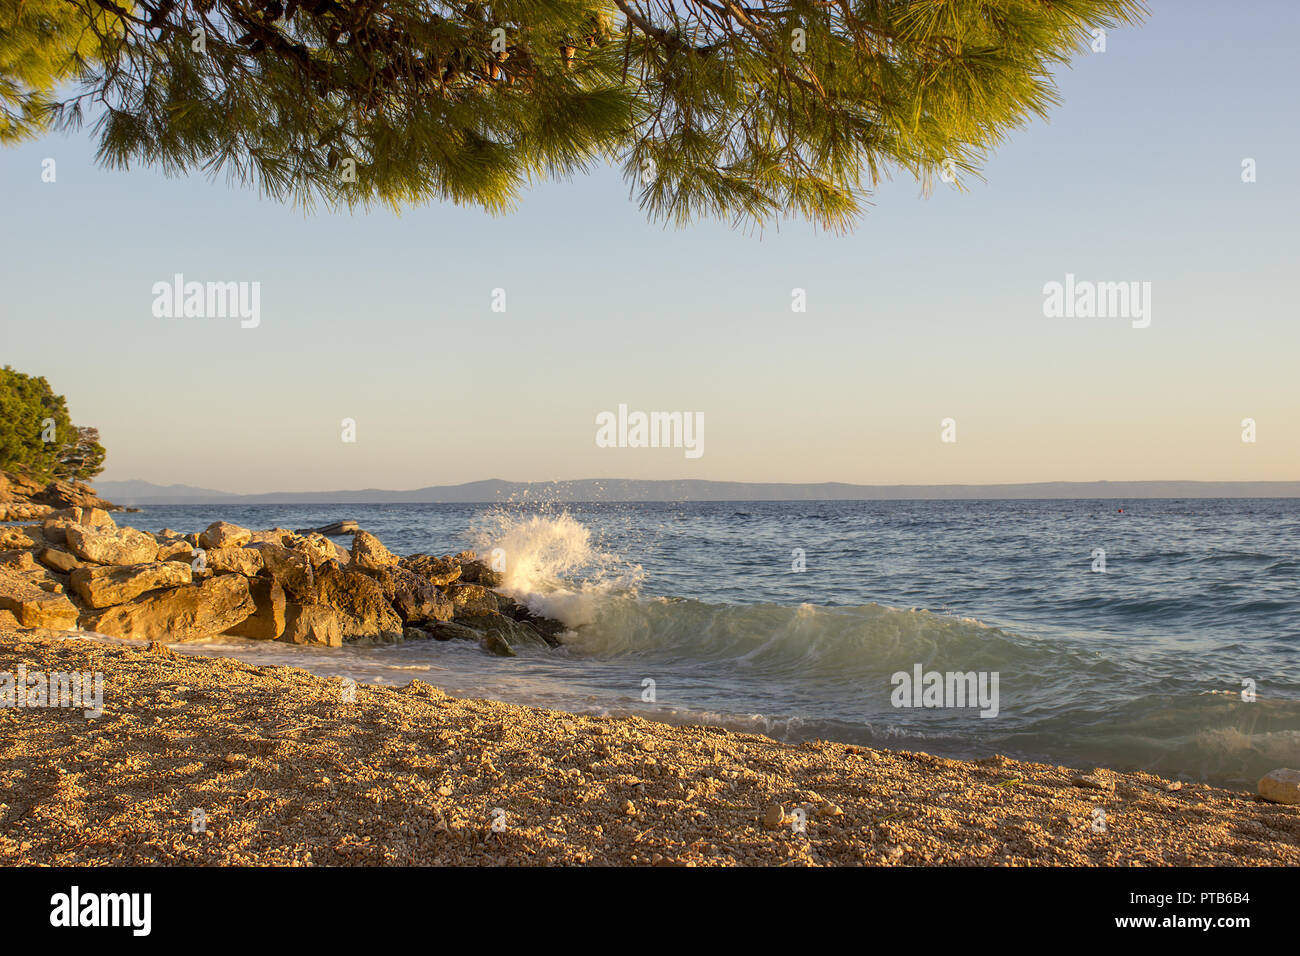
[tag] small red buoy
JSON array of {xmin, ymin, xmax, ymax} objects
[{"xmin": 1118, "ymin": 508, "xmax": 1124, "ymax": 513}]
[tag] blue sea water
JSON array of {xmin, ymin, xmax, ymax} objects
[{"xmin": 110, "ymin": 498, "xmax": 1299, "ymax": 790}]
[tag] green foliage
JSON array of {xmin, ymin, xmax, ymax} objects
[
  {"xmin": 0, "ymin": 0, "xmax": 121, "ymax": 143},
  {"xmin": 24, "ymin": 0, "xmax": 1143, "ymax": 227},
  {"xmin": 0, "ymin": 367, "xmax": 106, "ymax": 480}
]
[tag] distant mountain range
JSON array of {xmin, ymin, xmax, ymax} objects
[{"xmin": 93, "ymin": 478, "xmax": 1300, "ymax": 505}]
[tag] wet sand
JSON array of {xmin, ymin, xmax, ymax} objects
[{"xmin": 1, "ymin": 627, "xmax": 1296, "ymax": 866}]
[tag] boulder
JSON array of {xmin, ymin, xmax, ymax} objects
[
  {"xmin": 279, "ymin": 604, "xmax": 343, "ymax": 647},
  {"xmin": 33, "ymin": 479, "xmax": 119, "ymax": 511},
  {"xmin": 479, "ymin": 629, "xmax": 517, "ymax": 657},
  {"xmin": 446, "ymin": 584, "xmax": 498, "ymax": 617},
  {"xmin": 506, "ymin": 605, "xmax": 568, "ymax": 646},
  {"xmin": 199, "ymin": 521, "xmax": 252, "ymax": 550},
  {"xmin": 292, "ymin": 533, "xmax": 339, "ymax": 568},
  {"xmin": 79, "ymin": 574, "xmax": 255, "ymax": 641},
  {"xmin": 0, "ymin": 527, "xmax": 34, "ymax": 550},
  {"xmin": 204, "ymin": 546, "xmax": 265, "ymax": 576},
  {"xmin": 0, "ymin": 502, "xmax": 52, "ymax": 521},
  {"xmin": 1258, "ymin": 768, "xmax": 1300, "ymax": 805},
  {"xmin": 369, "ymin": 565, "xmax": 453, "ymax": 625},
  {"xmin": 314, "ymin": 563, "xmax": 403, "ymax": 642},
  {"xmin": 249, "ymin": 528, "xmax": 296, "ymax": 545},
  {"xmin": 400, "ymin": 553, "xmax": 462, "ymax": 587},
  {"xmin": 36, "ymin": 548, "xmax": 80, "ymax": 574},
  {"xmin": 45, "ymin": 506, "xmax": 116, "ymax": 533},
  {"xmin": 451, "ymin": 609, "xmax": 550, "ymax": 649},
  {"xmin": 65, "ymin": 525, "xmax": 159, "ymax": 566},
  {"xmin": 458, "ymin": 558, "xmax": 505, "ymax": 588},
  {"xmin": 422, "ymin": 620, "xmax": 482, "ymax": 642},
  {"xmin": 0, "ymin": 569, "xmax": 79, "ymax": 629},
  {"xmin": 70, "ymin": 561, "xmax": 193, "ymax": 609},
  {"xmin": 225, "ymin": 578, "xmax": 286, "ymax": 640},
  {"xmin": 0, "ymin": 551, "xmax": 37, "ymax": 570},
  {"xmin": 246, "ymin": 542, "xmax": 315, "ymax": 602},
  {"xmin": 0, "ymin": 609, "xmax": 18, "ymax": 628},
  {"xmin": 350, "ymin": 530, "xmax": 398, "ymax": 571},
  {"xmin": 156, "ymin": 540, "xmax": 195, "ymax": 563}
]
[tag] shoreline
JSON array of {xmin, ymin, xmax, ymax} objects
[{"xmin": 3, "ymin": 627, "xmax": 1297, "ymax": 866}]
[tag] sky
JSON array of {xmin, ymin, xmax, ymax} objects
[{"xmin": 1, "ymin": 0, "xmax": 1297, "ymax": 494}]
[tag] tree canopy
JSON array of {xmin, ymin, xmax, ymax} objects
[
  {"xmin": 5, "ymin": 0, "xmax": 1144, "ymax": 227},
  {"xmin": 0, "ymin": 366, "xmax": 107, "ymax": 481}
]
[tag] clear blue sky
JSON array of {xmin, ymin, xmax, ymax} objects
[{"xmin": 2, "ymin": 0, "xmax": 1296, "ymax": 493}]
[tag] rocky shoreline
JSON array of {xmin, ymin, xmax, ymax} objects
[
  {"xmin": 2, "ymin": 472, "xmax": 1297, "ymax": 833},
  {"xmin": 0, "ymin": 483, "xmax": 567, "ymax": 658}
]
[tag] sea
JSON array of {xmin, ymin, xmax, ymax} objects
[{"xmin": 95, "ymin": 498, "xmax": 1300, "ymax": 790}]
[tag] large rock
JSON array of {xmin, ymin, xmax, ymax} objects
[
  {"xmin": 79, "ymin": 575, "xmax": 255, "ymax": 641},
  {"xmin": 155, "ymin": 540, "xmax": 196, "ymax": 563},
  {"xmin": 0, "ymin": 569, "xmax": 79, "ymax": 629},
  {"xmin": 292, "ymin": 533, "xmax": 340, "ymax": 568},
  {"xmin": 446, "ymin": 584, "xmax": 498, "ymax": 617},
  {"xmin": 249, "ymin": 528, "xmax": 296, "ymax": 546},
  {"xmin": 350, "ymin": 530, "xmax": 398, "ymax": 571},
  {"xmin": 33, "ymin": 479, "xmax": 119, "ymax": 511},
  {"xmin": 199, "ymin": 521, "xmax": 252, "ymax": 550},
  {"xmin": 65, "ymin": 525, "xmax": 159, "ymax": 566},
  {"xmin": 36, "ymin": 547, "xmax": 80, "ymax": 574},
  {"xmin": 204, "ymin": 546, "xmax": 264, "ymax": 576},
  {"xmin": 1258, "ymin": 768, "xmax": 1300, "ymax": 805},
  {"xmin": 225, "ymin": 578, "xmax": 286, "ymax": 640},
  {"xmin": 401, "ymin": 553, "xmax": 463, "ymax": 587},
  {"xmin": 41, "ymin": 508, "xmax": 115, "ymax": 545},
  {"xmin": 421, "ymin": 620, "xmax": 483, "ymax": 642},
  {"xmin": 70, "ymin": 561, "xmax": 193, "ymax": 608},
  {"xmin": 369, "ymin": 565, "xmax": 453, "ymax": 625},
  {"xmin": 314, "ymin": 563, "xmax": 403, "ymax": 642},
  {"xmin": 458, "ymin": 558, "xmax": 505, "ymax": 588},
  {"xmin": 246, "ymin": 542, "xmax": 315, "ymax": 602},
  {"xmin": 0, "ymin": 527, "xmax": 34, "ymax": 550},
  {"xmin": 279, "ymin": 604, "xmax": 343, "ymax": 647},
  {"xmin": 0, "ymin": 502, "xmax": 52, "ymax": 521}
]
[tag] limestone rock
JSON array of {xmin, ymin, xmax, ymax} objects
[
  {"xmin": 279, "ymin": 604, "xmax": 343, "ymax": 647},
  {"xmin": 479, "ymin": 629, "xmax": 517, "ymax": 657},
  {"xmin": 293, "ymin": 533, "xmax": 339, "ymax": 568},
  {"xmin": 0, "ymin": 569, "xmax": 79, "ymax": 629},
  {"xmin": 314, "ymin": 563, "xmax": 403, "ymax": 642},
  {"xmin": 0, "ymin": 527, "xmax": 34, "ymax": 550},
  {"xmin": 225, "ymin": 578, "xmax": 286, "ymax": 640},
  {"xmin": 37, "ymin": 548, "xmax": 80, "ymax": 573},
  {"xmin": 369, "ymin": 565, "xmax": 453, "ymax": 625},
  {"xmin": 199, "ymin": 521, "xmax": 252, "ymax": 550},
  {"xmin": 458, "ymin": 558, "xmax": 504, "ymax": 588},
  {"xmin": 155, "ymin": 540, "xmax": 195, "ymax": 563},
  {"xmin": 400, "ymin": 553, "xmax": 462, "ymax": 587},
  {"xmin": 65, "ymin": 525, "xmax": 159, "ymax": 566},
  {"xmin": 350, "ymin": 530, "xmax": 398, "ymax": 571},
  {"xmin": 204, "ymin": 547, "xmax": 264, "ymax": 576},
  {"xmin": 70, "ymin": 561, "xmax": 193, "ymax": 608},
  {"xmin": 246, "ymin": 542, "xmax": 315, "ymax": 602},
  {"xmin": 446, "ymin": 584, "xmax": 498, "ymax": 617},
  {"xmin": 1258, "ymin": 768, "xmax": 1300, "ymax": 805},
  {"xmin": 422, "ymin": 620, "xmax": 482, "ymax": 642},
  {"xmin": 79, "ymin": 575, "xmax": 255, "ymax": 641}
]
